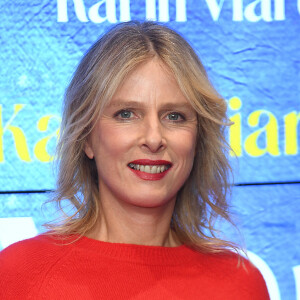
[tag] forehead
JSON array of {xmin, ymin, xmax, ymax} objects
[{"xmin": 107, "ymin": 59, "xmax": 192, "ymax": 109}]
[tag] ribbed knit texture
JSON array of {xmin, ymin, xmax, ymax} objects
[{"xmin": 0, "ymin": 234, "xmax": 270, "ymax": 299}]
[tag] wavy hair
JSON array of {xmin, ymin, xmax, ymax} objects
[{"xmin": 45, "ymin": 21, "xmax": 238, "ymax": 253}]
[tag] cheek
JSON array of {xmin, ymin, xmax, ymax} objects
[
  {"xmin": 96, "ymin": 125, "xmax": 137, "ymax": 160},
  {"xmin": 173, "ymin": 131, "xmax": 197, "ymax": 160}
]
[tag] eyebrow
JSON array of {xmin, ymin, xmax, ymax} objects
[
  {"xmin": 108, "ymin": 100, "xmax": 143, "ymax": 108},
  {"xmin": 108, "ymin": 100, "xmax": 194, "ymax": 111}
]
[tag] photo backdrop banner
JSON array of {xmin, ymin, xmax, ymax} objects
[{"xmin": 0, "ymin": 1, "xmax": 299, "ymax": 299}]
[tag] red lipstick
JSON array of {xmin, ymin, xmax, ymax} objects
[
  {"xmin": 129, "ymin": 159, "xmax": 171, "ymax": 165},
  {"xmin": 128, "ymin": 159, "xmax": 172, "ymax": 181}
]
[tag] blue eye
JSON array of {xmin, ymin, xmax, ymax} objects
[
  {"xmin": 167, "ymin": 112, "xmax": 184, "ymax": 121},
  {"xmin": 117, "ymin": 110, "xmax": 133, "ymax": 119}
]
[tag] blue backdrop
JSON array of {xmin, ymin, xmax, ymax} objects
[{"xmin": 0, "ymin": 1, "xmax": 299, "ymax": 299}]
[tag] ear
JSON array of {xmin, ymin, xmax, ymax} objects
[{"xmin": 84, "ymin": 140, "xmax": 94, "ymax": 159}]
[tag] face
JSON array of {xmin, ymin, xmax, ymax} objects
[{"xmin": 85, "ymin": 59, "xmax": 197, "ymax": 209}]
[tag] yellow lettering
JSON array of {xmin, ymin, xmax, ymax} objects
[
  {"xmin": 228, "ymin": 97, "xmax": 242, "ymax": 157},
  {"xmin": 0, "ymin": 104, "xmax": 31, "ymax": 162},
  {"xmin": 34, "ymin": 115, "xmax": 60, "ymax": 162},
  {"xmin": 284, "ymin": 111, "xmax": 300, "ymax": 155},
  {"xmin": 245, "ymin": 110, "xmax": 280, "ymax": 157}
]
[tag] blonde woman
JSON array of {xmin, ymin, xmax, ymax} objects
[{"xmin": 0, "ymin": 22, "xmax": 269, "ymax": 299}]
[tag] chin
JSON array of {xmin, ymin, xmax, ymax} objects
[{"xmin": 124, "ymin": 194, "xmax": 175, "ymax": 209}]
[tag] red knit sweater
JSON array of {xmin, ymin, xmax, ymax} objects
[{"xmin": 0, "ymin": 234, "xmax": 269, "ymax": 299}]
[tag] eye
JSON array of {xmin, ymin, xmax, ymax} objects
[
  {"xmin": 166, "ymin": 112, "xmax": 185, "ymax": 121},
  {"xmin": 115, "ymin": 110, "xmax": 134, "ymax": 119}
]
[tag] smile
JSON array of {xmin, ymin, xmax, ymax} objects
[
  {"xmin": 127, "ymin": 159, "xmax": 172, "ymax": 181},
  {"xmin": 128, "ymin": 164, "xmax": 171, "ymax": 174}
]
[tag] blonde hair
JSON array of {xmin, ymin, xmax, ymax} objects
[{"xmin": 45, "ymin": 21, "xmax": 238, "ymax": 253}]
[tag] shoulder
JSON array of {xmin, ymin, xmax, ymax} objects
[
  {"xmin": 0, "ymin": 234, "xmax": 74, "ymax": 298},
  {"xmin": 0, "ymin": 234, "xmax": 71, "ymax": 268},
  {"xmin": 189, "ymin": 249, "xmax": 270, "ymax": 299}
]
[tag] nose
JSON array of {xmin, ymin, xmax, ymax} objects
[{"xmin": 140, "ymin": 116, "xmax": 166, "ymax": 153}]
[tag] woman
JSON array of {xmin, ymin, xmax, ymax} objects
[{"xmin": 0, "ymin": 21, "xmax": 269, "ymax": 299}]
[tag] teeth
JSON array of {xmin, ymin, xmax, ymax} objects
[
  {"xmin": 128, "ymin": 164, "xmax": 170, "ymax": 174},
  {"xmin": 150, "ymin": 166, "xmax": 157, "ymax": 174}
]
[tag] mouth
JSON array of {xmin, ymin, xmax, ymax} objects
[
  {"xmin": 127, "ymin": 159, "xmax": 172, "ymax": 179},
  {"xmin": 128, "ymin": 164, "xmax": 171, "ymax": 174}
]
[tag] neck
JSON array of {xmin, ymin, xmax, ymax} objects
[{"xmin": 86, "ymin": 192, "xmax": 181, "ymax": 247}]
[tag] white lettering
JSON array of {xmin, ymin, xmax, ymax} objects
[
  {"xmin": 274, "ymin": 0, "xmax": 285, "ymax": 20},
  {"xmin": 247, "ymin": 251, "xmax": 281, "ymax": 300},
  {"xmin": 176, "ymin": 0, "xmax": 187, "ymax": 21},
  {"xmin": 233, "ymin": 0, "xmax": 243, "ymax": 21},
  {"xmin": 88, "ymin": 0, "xmax": 117, "ymax": 23},
  {"xmin": 56, "ymin": 0, "xmax": 283, "ymax": 23},
  {"xmin": 120, "ymin": 0, "xmax": 131, "ymax": 21},
  {"xmin": 293, "ymin": 265, "xmax": 300, "ymax": 300},
  {"xmin": 159, "ymin": 0, "xmax": 170, "ymax": 22},
  {"xmin": 146, "ymin": 0, "xmax": 156, "ymax": 20},
  {"xmin": 244, "ymin": 0, "xmax": 272, "ymax": 22},
  {"xmin": 57, "ymin": 0, "xmax": 88, "ymax": 22},
  {"xmin": 205, "ymin": 0, "xmax": 225, "ymax": 21}
]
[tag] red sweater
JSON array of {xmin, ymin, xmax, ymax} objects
[{"xmin": 0, "ymin": 234, "xmax": 269, "ymax": 299}]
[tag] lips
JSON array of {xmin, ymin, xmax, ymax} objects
[{"xmin": 127, "ymin": 159, "xmax": 172, "ymax": 181}]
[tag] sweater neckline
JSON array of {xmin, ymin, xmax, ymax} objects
[{"xmin": 71, "ymin": 235, "xmax": 199, "ymax": 265}]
